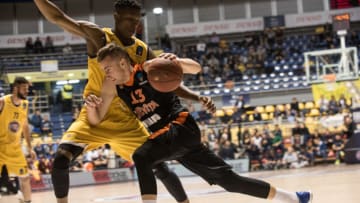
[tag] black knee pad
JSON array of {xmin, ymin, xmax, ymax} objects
[{"xmin": 52, "ymin": 144, "xmax": 83, "ymax": 198}]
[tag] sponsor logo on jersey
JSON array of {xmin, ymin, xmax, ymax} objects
[
  {"xmin": 136, "ymin": 72, "xmax": 144, "ymax": 82},
  {"xmin": 8, "ymin": 121, "xmax": 20, "ymax": 133},
  {"xmin": 136, "ymin": 46, "xmax": 143, "ymax": 56}
]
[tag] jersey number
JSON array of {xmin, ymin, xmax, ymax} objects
[
  {"xmin": 13, "ymin": 112, "xmax": 19, "ymax": 119},
  {"xmin": 131, "ymin": 89, "xmax": 146, "ymax": 105}
]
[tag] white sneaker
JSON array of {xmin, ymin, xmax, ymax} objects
[{"xmin": 16, "ymin": 190, "xmax": 24, "ymax": 203}]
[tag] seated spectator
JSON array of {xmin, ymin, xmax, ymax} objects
[
  {"xmin": 44, "ymin": 36, "xmax": 55, "ymax": 52},
  {"xmin": 332, "ymin": 134, "xmax": 345, "ymax": 165},
  {"xmin": 328, "ymin": 95, "xmax": 339, "ymax": 114},
  {"xmin": 41, "ymin": 114, "xmax": 53, "ymax": 137},
  {"xmin": 282, "ymin": 146, "xmax": 299, "ymax": 168},
  {"xmin": 25, "ymin": 37, "xmax": 34, "ymax": 54},
  {"xmin": 317, "ymin": 95, "xmax": 329, "ymax": 114},
  {"xmin": 218, "ymin": 140, "xmax": 237, "ymax": 160},
  {"xmin": 62, "ymin": 43, "xmax": 73, "ymax": 54},
  {"xmin": 34, "ymin": 37, "xmax": 43, "ymax": 53},
  {"xmin": 30, "ymin": 109, "xmax": 43, "ymax": 135}
]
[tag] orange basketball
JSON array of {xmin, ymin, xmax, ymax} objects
[{"xmin": 146, "ymin": 58, "xmax": 183, "ymax": 92}]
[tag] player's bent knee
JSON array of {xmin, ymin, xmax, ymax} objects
[{"xmin": 132, "ymin": 150, "xmax": 148, "ymax": 165}]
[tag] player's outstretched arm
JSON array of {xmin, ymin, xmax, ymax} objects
[
  {"xmin": 34, "ymin": 0, "xmax": 103, "ymax": 41},
  {"xmin": 158, "ymin": 53, "xmax": 201, "ymax": 74},
  {"xmin": 85, "ymin": 79, "xmax": 116, "ymax": 125}
]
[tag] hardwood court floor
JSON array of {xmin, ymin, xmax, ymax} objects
[{"xmin": 2, "ymin": 163, "xmax": 360, "ymax": 203}]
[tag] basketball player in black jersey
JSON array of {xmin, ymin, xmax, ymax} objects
[{"xmin": 86, "ymin": 43, "xmax": 313, "ymax": 203}]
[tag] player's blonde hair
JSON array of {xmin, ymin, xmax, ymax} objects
[{"xmin": 97, "ymin": 43, "xmax": 130, "ymax": 63}]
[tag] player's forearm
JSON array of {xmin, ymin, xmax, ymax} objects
[
  {"xmin": 86, "ymin": 107, "xmax": 102, "ymax": 125},
  {"xmin": 174, "ymin": 84, "xmax": 200, "ymax": 101},
  {"xmin": 23, "ymin": 127, "xmax": 32, "ymax": 151}
]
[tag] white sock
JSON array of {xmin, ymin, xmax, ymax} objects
[
  {"xmin": 272, "ymin": 188, "xmax": 298, "ymax": 203},
  {"xmin": 143, "ymin": 200, "xmax": 156, "ymax": 203}
]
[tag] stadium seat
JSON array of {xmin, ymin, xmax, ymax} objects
[
  {"xmin": 256, "ymin": 106, "xmax": 265, "ymax": 113},
  {"xmin": 305, "ymin": 101, "xmax": 314, "ymax": 109},
  {"xmin": 265, "ymin": 105, "xmax": 275, "ymax": 113},
  {"xmin": 308, "ymin": 108, "xmax": 320, "ymax": 117}
]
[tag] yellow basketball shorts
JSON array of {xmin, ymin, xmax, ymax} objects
[
  {"xmin": 61, "ymin": 99, "xmax": 149, "ymax": 162},
  {"xmin": 0, "ymin": 143, "xmax": 28, "ymax": 177}
]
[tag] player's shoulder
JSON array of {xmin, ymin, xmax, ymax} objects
[{"xmin": 0, "ymin": 96, "xmax": 4, "ymax": 112}]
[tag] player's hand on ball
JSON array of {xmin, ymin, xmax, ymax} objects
[
  {"xmin": 199, "ymin": 96, "xmax": 216, "ymax": 114},
  {"xmin": 85, "ymin": 94, "xmax": 102, "ymax": 108},
  {"xmin": 159, "ymin": 53, "xmax": 180, "ymax": 66}
]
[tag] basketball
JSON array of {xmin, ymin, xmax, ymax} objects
[{"xmin": 146, "ymin": 58, "xmax": 183, "ymax": 92}]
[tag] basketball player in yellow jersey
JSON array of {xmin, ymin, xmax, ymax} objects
[
  {"xmin": 0, "ymin": 77, "xmax": 34, "ymax": 203},
  {"xmin": 35, "ymin": 0, "xmax": 189, "ymax": 203}
]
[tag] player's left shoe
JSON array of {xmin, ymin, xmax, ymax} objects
[
  {"xmin": 16, "ymin": 190, "xmax": 24, "ymax": 203},
  {"xmin": 296, "ymin": 191, "xmax": 313, "ymax": 203}
]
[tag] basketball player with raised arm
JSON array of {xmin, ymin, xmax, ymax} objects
[
  {"xmin": 0, "ymin": 77, "xmax": 35, "ymax": 203},
  {"xmin": 34, "ymin": 0, "xmax": 191, "ymax": 202},
  {"xmin": 86, "ymin": 43, "xmax": 313, "ymax": 203}
]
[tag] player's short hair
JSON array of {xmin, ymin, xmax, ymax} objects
[
  {"xmin": 114, "ymin": 0, "xmax": 141, "ymax": 12},
  {"xmin": 97, "ymin": 43, "xmax": 130, "ymax": 63},
  {"xmin": 13, "ymin": 76, "xmax": 29, "ymax": 86}
]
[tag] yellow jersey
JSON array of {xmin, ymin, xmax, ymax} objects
[
  {"xmin": 0, "ymin": 95, "xmax": 29, "ymax": 146},
  {"xmin": 83, "ymin": 28, "xmax": 148, "ymax": 97}
]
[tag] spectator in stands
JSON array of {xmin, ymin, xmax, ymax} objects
[
  {"xmin": 282, "ymin": 146, "xmax": 299, "ymax": 169},
  {"xmin": 196, "ymin": 40, "xmax": 207, "ymax": 56},
  {"xmin": 328, "ymin": 95, "xmax": 339, "ymax": 114},
  {"xmin": 41, "ymin": 114, "xmax": 53, "ymax": 137},
  {"xmin": 338, "ymin": 94, "xmax": 349, "ymax": 111},
  {"xmin": 332, "ymin": 134, "xmax": 345, "ymax": 165},
  {"xmin": 272, "ymin": 125, "xmax": 284, "ymax": 152},
  {"xmin": 343, "ymin": 115, "xmax": 356, "ymax": 139},
  {"xmin": 253, "ymin": 109, "xmax": 262, "ymax": 121},
  {"xmin": 30, "ymin": 109, "xmax": 43, "ymax": 135},
  {"xmin": 33, "ymin": 36, "xmax": 44, "ymax": 53},
  {"xmin": 37, "ymin": 155, "xmax": 51, "ymax": 174},
  {"xmin": 45, "ymin": 36, "xmax": 55, "ymax": 53},
  {"xmin": 33, "ymin": 142, "xmax": 45, "ymax": 158},
  {"xmin": 218, "ymin": 140, "xmax": 237, "ymax": 160},
  {"xmin": 208, "ymin": 32, "xmax": 220, "ymax": 48},
  {"xmin": 317, "ymin": 95, "xmax": 329, "ymax": 114},
  {"xmin": 233, "ymin": 95, "xmax": 246, "ymax": 123},
  {"xmin": 161, "ymin": 33, "xmax": 172, "ymax": 51},
  {"xmin": 290, "ymin": 97, "xmax": 300, "ymax": 116},
  {"xmin": 25, "ymin": 37, "xmax": 34, "ymax": 54},
  {"xmin": 349, "ymin": 30, "xmax": 360, "ymax": 47},
  {"xmin": 62, "ymin": 43, "xmax": 73, "ymax": 54}
]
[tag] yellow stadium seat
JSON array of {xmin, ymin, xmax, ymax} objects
[
  {"xmin": 261, "ymin": 113, "xmax": 269, "ymax": 120},
  {"xmin": 309, "ymin": 108, "xmax": 320, "ymax": 117},
  {"xmin": 215, "ymin": 109, "xmax": 225, "ymax": 117},
  {"xmin": 276, "ymin": 104, "xmax": 285, "ymax": 112},
  {"xmin": 305, "ymin": 101, "xmax": 314, "ymax": 109},
  {"xmin": 298, "ymin": 102, "xmax": 305, "ymax": 110},
  {"xmin": 346, "ymin": 98, "xmax": 352, "ymax": 106},
  {"xmin": 256, "ymin": 106, "xmax": 265, "ymax": 113},
  {"xmin": 265, "ymin": 105, "xmax": 275, "ymax": 113},
  {"xmin": 225, "ymin": 109, "xmax": 234, "ymax": 116},
  {"xmin": 248, "ymin": 114, "xmax": 254, "ymax": 122},
  {"xmin": 285, "ymin": 103, "xmax": 291, "ymax": 110}
]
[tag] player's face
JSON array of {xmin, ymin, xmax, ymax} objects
[
  {"xmin": 15, "ymin": 84, "xmax": 29, "ymax": 100},
  {"xmin": 114, "ymin": 9, "xmax": 141, "ymax": 39},
  {"xmin": 101, "ymin": 56, "xmax": 131, "ymax": 85}
]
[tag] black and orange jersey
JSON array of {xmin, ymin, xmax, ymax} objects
[{"xmin": 116, "ymin": 64, "xmax": 186, "ymax": 132}]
